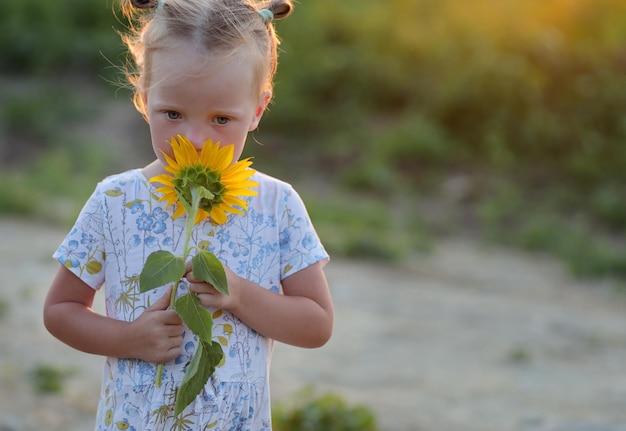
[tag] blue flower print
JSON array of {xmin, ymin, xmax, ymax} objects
[
  {"xmin": 151, "ymin": 207, "xmax": 168, "ymax": 234},
  {"xmin": 252, "ymin": 211, "xmax": 265, "ymax": 227},
  {"xmin": 229, "ymin": 240, "xmax": 250, "ymax": 258},
  {"xmin": 81, "ymin": 232, "xmax": 97, "ymax": 250},
  {"xmin": 130, "ymin": 202, "xmax": 144, "ymax": 214},
  {"xmin": 175, "ymin": 341, "xmax": 195, "ymax": 371},
  {"xmin": 144, "ymin": 236, "xmax": 158, "ymax": 248},
  {"xmin": 136, "ymin": 361, "xmax": 156, "ymax": 385},
  {"xmin": 302, "ymin": 232, "xmax": 316, "ymax": 250},
  {"xmin": 122, "ymin": 400, "xmax": 141, "ymax": 419},
  {"xmin": 128, "ymin": 235, "xmax": 141, "ymax": 247},
  {"xmin": 229, "ymin": 406, "xmax": 254, "ymax": 431},
  {"xmin": 136, "ymin": 213, "xmax": 155, "ymax": 231},
  {"xmin": 53, "ymin": 170, "xmax": 329, "ymax": 431},
  {"xmin": 57, "ymin": 240, "xmax": 86, "ymax": 268},
  {"xmin": 215, "ymin": 228, "xmax": 231, "ymax": 245},
  {"xmin": 279, "ymin": 230, "xmax": 291, "ymax": 252}
]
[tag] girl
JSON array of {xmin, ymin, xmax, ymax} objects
[{"xmin": 43, "ymin": 0, "xmax": 333, "ymax": 430}]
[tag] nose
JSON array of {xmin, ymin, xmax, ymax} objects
[{"xmin": 184, "ymin": 126, "xmax": 208, "ymax": 150}]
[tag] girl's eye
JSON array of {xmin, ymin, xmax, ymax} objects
[
  {"xmin": 215, "ymin": 116, "xmax": 229, "ymax": 125},
  {"xmin": 165, "ymin": 111, "xmax": 181, "ymax": 120}
]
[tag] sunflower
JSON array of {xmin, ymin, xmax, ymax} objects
[{"xmin": 150, "ymin": 135, "xmax": 258, "ymax": 224}]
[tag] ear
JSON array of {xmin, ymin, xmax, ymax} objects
[{"xmin": 248, "ymin": 90, "xmax": 272, "ymax": 132}]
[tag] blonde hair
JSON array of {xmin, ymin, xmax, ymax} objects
[{"xmin": 120, "ymin": 0, "xmax": 293, "ymax": 116}]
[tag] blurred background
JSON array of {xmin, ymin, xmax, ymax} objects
[
  {"xmin": 1, "ymin": 0, "xmax": 626, "ymax": 430},
  {"xmin": 1, "ymin": 0, "xmax": 625, "ymax": 278}
]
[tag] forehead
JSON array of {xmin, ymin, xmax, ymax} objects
[{"xmin": 147, "ymin": 42, "xmax": 260, "ymax": 95}]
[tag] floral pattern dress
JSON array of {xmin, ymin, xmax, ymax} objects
[{"xmin": 53, "ymin": 169, "xmax": 329, "ymax": 431}]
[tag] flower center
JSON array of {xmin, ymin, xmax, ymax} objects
[{"xmin": 173, "ymin": 164, "xmax": 225, "ymax": 211}]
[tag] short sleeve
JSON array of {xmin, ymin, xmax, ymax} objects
[
  {"xmin": 278, "ymin": 186, "xmax": 329, "ymax": 279},
  {"xmin": 52, "ymin": 186, "xmax": 106, "ymax": 290}
]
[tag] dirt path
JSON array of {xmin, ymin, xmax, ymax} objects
[{"xmin": 1, "ymin": 218, "xmax": 625, "ymax": 431}]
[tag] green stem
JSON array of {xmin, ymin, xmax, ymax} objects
[
  {"xmin": 155, "ymin": 186, "xmax": 203, "ymax": 389},
  {"xmin": 182, "ymin": 186, "xmax": 202, "ymax": 262},
  {"xmin": 156, "ymin": 364, "xmax": 164, "ymax": 388}
]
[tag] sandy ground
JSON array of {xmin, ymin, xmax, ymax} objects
[{"xmin": 1, "ymin": 217, "xmax": 626, "ymax": 431}]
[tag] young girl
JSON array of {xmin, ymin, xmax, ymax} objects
[{"xmin": 43, "ymin": 0, "xmax": 333, "ymax": 429}]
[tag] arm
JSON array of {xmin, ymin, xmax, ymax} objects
[
  {"xmin": 43, "ymin": 266, "xmax": 184, "ymax": 363},
  {"xmin": 187, "ymin": 260, "xmax": 334, "ymax": 348}
]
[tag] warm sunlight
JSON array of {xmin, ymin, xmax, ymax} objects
[{"xmin": 388, "ymin": 0, "xmax": 626, "ymax": 49}]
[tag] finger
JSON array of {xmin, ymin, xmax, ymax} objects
[
  {"xmin": 189, "ymin": 282, "xmax": 216, "ymax": 294},
  {"xmin": 165, "ymin": 346, "xmax": 182, "ymax": 362},
  {"xmin": 184, "ymin": 260, "xmax": 193, "ymax": 276},
  {"xmin": 146, "ymin": 286, "xmax": 173, "ymax": 311},
  {"xmin": 161, "ymin": 309, "xmax": 183, "ymax": 325},
  {"xmin": 186, "ymin": 269, "xmax": 205, "ymax": 283}
]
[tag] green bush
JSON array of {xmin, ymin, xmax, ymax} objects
[
  {"xmin": 0, "ymin": 0, "xmax": 122, "ymax": 75},
  {"xmin": 30, "ymin": 364, "xmax": 73, "ymax": 394},
  {"xmin": 2, "ymin": 0, "xmax": 625, "ymax": 277},
  {"xmin": 273, "ymin": 388, "xmax": 379, "ymax": 431},
  {"xmin": 304, "ymin": 192, "xmax": 431, "ymax": 261}
]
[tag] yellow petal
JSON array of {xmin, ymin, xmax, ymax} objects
[
  {"xmin": 222, "ymin": 195, "xmax": 247, "ymax": 210},
  {"xmin": 150, "ymin": 174, "xmax": 174, "ymax": 187},
  {"xmin": 195, "ymin": 208, "xmax": 210, "ymax": 224},
  {"xmin": 148, "ymin": 135, "xmax": 259, "ymax": 224},
  {"xmin": 172, "ymin": 204, "xmax": 185, "ymax": 219},
  {"xmin": 210, "ymin": 207, "xmax": 228, "ymax": 225}
]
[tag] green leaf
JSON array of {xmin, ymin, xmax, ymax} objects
[
  {"xmin": 191, "ymin": 251, "xmax": 229, "ymax": 295},
  {"xmin": 139, "ymin": 250, "xmax": 185, "ymax": 293},
  {"xmin": 197, "ymin": 186, "xmax": 215, "ymax": 201},
  {"xmin": 124, "ymin": 199, "xmax": 143, "ymax": 209},
  {"xmin": 174, "ymin": 340, "xmax": 224, "ymax": 417},
  {"xmin": 174, "ymin": 188, "xmax": 193, "ymax": 216},
  {"xmin": 175, "ymin": 292, "xmax": 214, "ymax": 344},
  {"xmin": 104, "ymin": 188, "xmax": 123, "ymax": 197}
]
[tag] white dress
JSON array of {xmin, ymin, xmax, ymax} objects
[{"xmin": 53, "ymin": 169, "xmax": 329, "ymax": 431}]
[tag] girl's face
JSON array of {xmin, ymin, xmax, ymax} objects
[{"xmin": 144, "ymin": 43, "xmax": 269, "ymax": 170}]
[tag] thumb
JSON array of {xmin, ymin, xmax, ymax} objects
[{"xmin": 147, "ymin": 286, "xmax": 174, "ymax": 311}]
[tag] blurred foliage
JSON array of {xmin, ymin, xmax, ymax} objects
[
  {"xmin": 272, "ymin": 0, "xmax": 626, "ymax": 183},
  {"xmin": 30, "ymin": 364, "xmax": 73, "ymax": 394},
  {"xmin": 1, "ymin": 0, "xmax": 625, "ymax": 277},
  {"xmin": 0, "ymin": 0, "xmax": 121, "ymax": 75},
  {"xmin": 273, "ymin": 387, "xmax": 379, "ymax": 431}
]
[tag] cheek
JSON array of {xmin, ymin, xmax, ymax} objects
[{"xmin": 149, "ymin": 126, "xmax": 174, "ymax": 157}]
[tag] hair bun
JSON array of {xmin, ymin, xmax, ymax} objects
[
  {"xmin": 268, "ymin": 0, "xmax": 293, "ymax": 20},
  {"xmin": 131, "ymin": 0, "xmax": 159, "ymax": 9}
]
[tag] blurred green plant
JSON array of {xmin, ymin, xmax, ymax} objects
[
  {"xmin": 1, "ymin": 0, "xmax": 625, "ymax": 278},
  {"xmin": 0, "ymin": 145, "xmax": 112, "ymax": 225},
  {"xmin": 303, "ymin": 190, "xmax": 431, "ymax": 261},
  {"xmin": 508, "ymin": 346, "xmax": 532, "ymax": 365},
  {"xmin": 0, "ymin": 0, "xmax": 122, "ymax": 75},
  {"xmin": 0, "ymin": 299, "xmax": 9, "ymax": 321},
  {"xmin": 272, "ymin": 387, "xmax": 379, "ymax": 431},
  {"xmin": 30, "ymin": 364, "xmax": 73, "ymax": 394}
]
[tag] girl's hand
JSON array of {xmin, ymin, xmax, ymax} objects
[
  {"xmin": 185, "ymin": 260, "xmax": 333, "ymax": 348},
  {"xmin": 185, "ymin": 263, "xmax": 239, "ymax": 311},
  {"xmin": 128, "ymin": 286, "xmax": 184, "ymax": 363}
]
